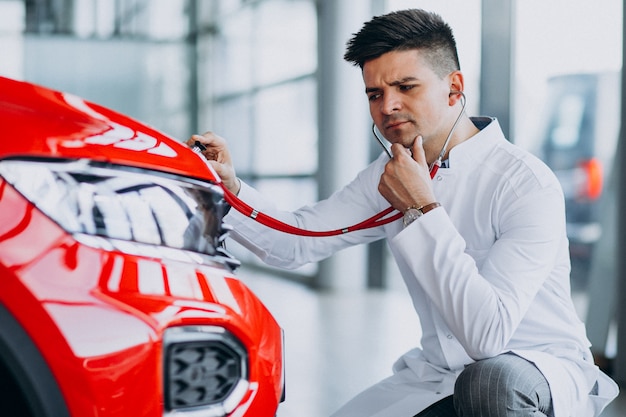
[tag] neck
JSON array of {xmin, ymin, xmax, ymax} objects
[{"xmin": 426, "ymin": 115, "xmax": 479, "ymax": 165}]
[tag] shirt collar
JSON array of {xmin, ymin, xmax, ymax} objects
[{"xmin": 446, "ymin": 117, "xmax": 504, "ymax": 170}]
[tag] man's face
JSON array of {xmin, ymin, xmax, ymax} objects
[{"xmin": 363, "ymin": 49, "xmax": 452, "ymax": 150}]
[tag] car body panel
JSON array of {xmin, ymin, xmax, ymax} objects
[
  {"xmin": 0, "ymin": 76, "xmax": 283, "ymax": 417},
  {"xmin": 1, "ymin": 76, "xmax": 215, "ymax": 182}
]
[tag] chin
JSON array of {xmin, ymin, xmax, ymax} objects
[{"xmin": 400, "ymin": 137, "xmax": 418, "ymax": 148}]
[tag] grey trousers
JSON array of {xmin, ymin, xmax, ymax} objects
[{"xmin": 415, "ymin": 353, "xmax": 553, "ymax": 417}]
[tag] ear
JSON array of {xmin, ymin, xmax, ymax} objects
[{"xmin": 448, "ymin": 71, "xmax": 464, "ymax": 106}]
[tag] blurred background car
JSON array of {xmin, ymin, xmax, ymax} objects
[
  {"xmin": 535, "ymin": 71, "xmax": 621, "ymax": 290},
  {"xmin": 0, "ymin": 76, "xmax": 284, "ymax": 417}
]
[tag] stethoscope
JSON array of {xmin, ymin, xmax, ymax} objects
[
  {"xmin": 199, "ymin": 91, "xmax": 467, "ymax": 237},
  {"xmin": 372, "ymin": 90, "xmax": 466, "ymax": 178}
]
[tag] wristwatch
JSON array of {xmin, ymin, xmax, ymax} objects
[{"xmin": 402, "ymin": 202, "xmax": 441, "ymax": 228}]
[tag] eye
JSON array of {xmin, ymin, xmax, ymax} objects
[
  {"xmin": 368, "ymin": 93, "xmax": 381, "ymax": 102},
  {"xmin": 399, "ymin": 84, "xmax": 415, "ymax": 92}
]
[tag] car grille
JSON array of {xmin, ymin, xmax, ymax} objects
[{"xmin": 164, "ymin": 326, "xmax": 248, "ymax": 415}]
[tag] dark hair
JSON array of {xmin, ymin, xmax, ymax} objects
[{"xmin": 344, "ymin": 9, "xmax": 460, "ymax": 78}]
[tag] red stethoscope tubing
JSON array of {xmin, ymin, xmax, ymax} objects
[
  {"xmin": 222, "ymin": 186, "xmax": 398, "ymax": 237},
  {"xmin": 218, "ymin": 160, "xmax": 440, "ymax": 237}
]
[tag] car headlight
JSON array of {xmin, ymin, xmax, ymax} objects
[
  {"xmin": 163, "ymin": 326, "xmax": 249, "ymax": 416},
  {"xmin": 0, "ymin": 158, "xmax": 237, "ymax": 267}
]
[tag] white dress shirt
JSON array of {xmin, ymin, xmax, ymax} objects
[{"xmin": 225, "ymin": 117, "xmax": 618, "ymax": 416}]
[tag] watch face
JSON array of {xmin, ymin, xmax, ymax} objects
[{"xmin": 403, "ymin": 208, "xmax": 422, "ymax": 227}]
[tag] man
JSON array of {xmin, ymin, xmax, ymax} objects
[{"xmin": 187, "ymin": 8, "xmax": 618, "ymax": 417}]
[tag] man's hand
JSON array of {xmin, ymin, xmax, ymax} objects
[
  {"xmin": 186, "ymin": 131, "xmax": 241, "ymax": 195},
  {"xmin": 378, "ymin": 136, "xmax": 436, "ymax": 212}
]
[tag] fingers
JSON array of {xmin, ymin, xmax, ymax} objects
[
  {"xmin": 186, "ymin": 131, "xmax": 230, "ymax": 163},
  {"xmin": 188, "ymin": 132, "xmax": 221, "ymax": 150},
  {"xmin": 389, "ymin": 135, "xmax": 426, "ymax": 166},
  {"xmin": 188, "ymin": 131, "xmax": 223, "ymax": 146},
  {"xmin": 411, "ymin": 136, "xmax": 426, "ymax": 165},
  {"xmin": 389, "ymin": 138, "xmax": 410, "ymax": 154},
  {"xmin": 378, "ymin": 135, "xmax": 437, "ymax": 210},
  {"xmin": 185, "ymin": 133, "xmax": 210, "ymax": 149},
  {"xmin": 186, "ymin": 131, "xmax": 240, "ymax": 194}
]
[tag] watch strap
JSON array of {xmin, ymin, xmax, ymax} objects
[
  {"xmin": 402, "ymin": 202, "xmax": 441, "ymax": 228},
  {"xmin": 414, "ymin": 201, "xmax": 441, "ymax": 215}
]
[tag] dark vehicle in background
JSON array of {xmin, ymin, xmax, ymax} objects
[{"xmin": 537, "ymin": 72, "xmax": 620, "ymax": 289}]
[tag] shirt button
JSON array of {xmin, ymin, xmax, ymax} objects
[
  {"xmin": 446, "ymin": 334, "xmax": 453, "ymax": 339},
  {"xmin": 436, "ymin": 175, "xmax": 443, "ymax": 181}
]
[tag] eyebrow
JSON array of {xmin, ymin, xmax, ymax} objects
[{"xmin": 365, "ymin": 76, "xmax": 420, "ymax": 94}]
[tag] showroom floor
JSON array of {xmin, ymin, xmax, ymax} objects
[{"xmin": 238, "ymin": 266, "xmax": 625, "ymax": 417}]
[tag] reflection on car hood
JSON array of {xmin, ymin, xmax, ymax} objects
[{"xmin": 0, "ymin": 76, "xmax": 217, "ymax": 183}]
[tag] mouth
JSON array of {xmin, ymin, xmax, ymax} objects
[
  {"xmin": 383, "ymin": 120, "xmax": 415, "ymax": 141},
  {"xmin": 384, "ymin": 120, "xmax": 408, "ymax": 130},
  {"xmin": 383, "ymin": 115, "xmax": 417, "ymax": 131}
]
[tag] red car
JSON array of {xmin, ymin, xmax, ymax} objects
[{"xmin": 0, "ymin": 76, "xmax": 284, "ymax": 417}]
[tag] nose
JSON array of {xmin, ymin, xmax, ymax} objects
[{"xmin": 380, "ymin": 91, "xmax": 401, "ymax": 115}]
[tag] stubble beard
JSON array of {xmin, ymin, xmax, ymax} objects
[{"xmin": 382, "ymin": 116, "xmax": 418, "ymax": 149}]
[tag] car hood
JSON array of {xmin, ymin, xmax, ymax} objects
[{"xmin": 0, "ymin": 76, "xmax": 218, "ymax": 183}]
